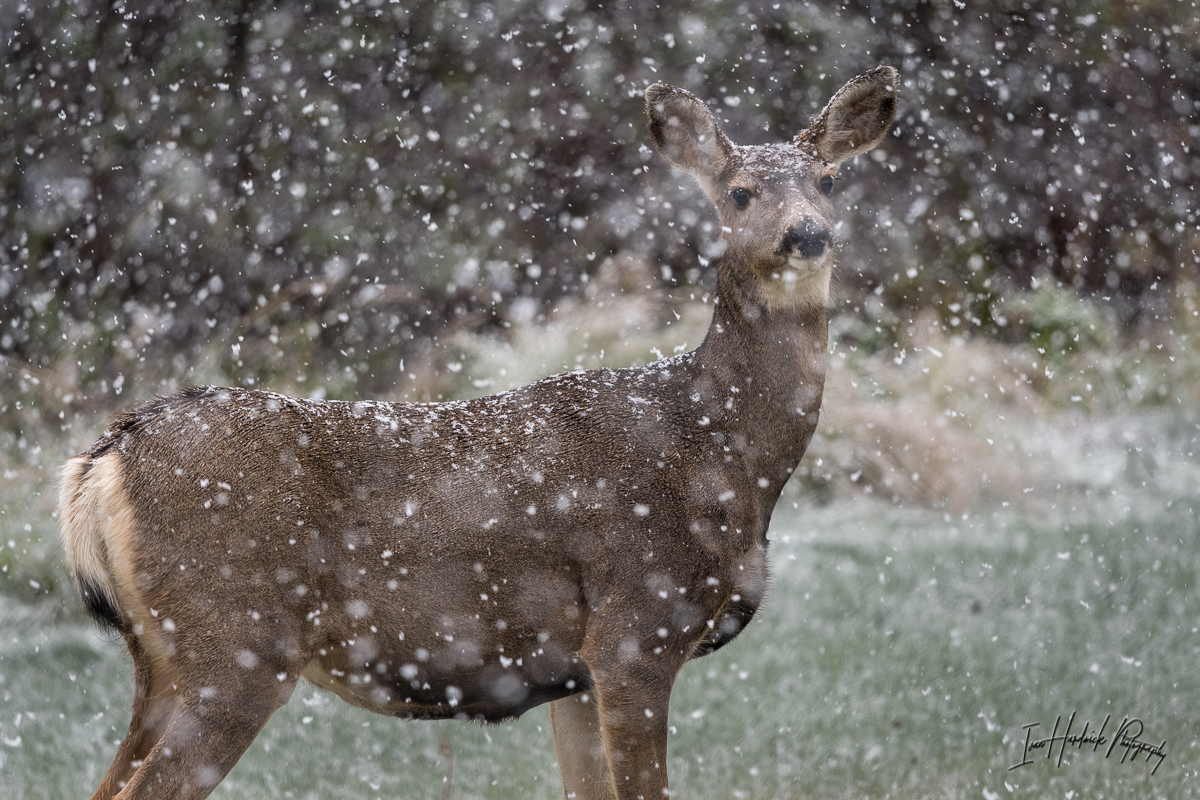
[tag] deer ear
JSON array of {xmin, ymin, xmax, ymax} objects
[
  {"xmin": 797, "ymin": 66, "xmax": 899, "ymax": 166},
  {"xmin": 645, "ymin": 83, "xmax": 737, "ymax": 189}
]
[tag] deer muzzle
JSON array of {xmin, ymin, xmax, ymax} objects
[{"xmin": 785, "ymin": 218, "xmax": 830, "ymax": 259}]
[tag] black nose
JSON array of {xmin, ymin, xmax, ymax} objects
[{"xmin": 786, "ymin": 220, "xmax": 829, "ymax": 258}]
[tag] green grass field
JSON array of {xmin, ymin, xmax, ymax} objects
[{"xmin": 3, "ymin": 472, "xmax": 1197, "ymax": 799}]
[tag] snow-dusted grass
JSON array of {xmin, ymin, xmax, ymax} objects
[
  {"xmin": 666, "ymin": 494, "xmax": 1200, "ymax": 799},
  {"xmin": 3, "ymin": 488, "xmax": 1197, "ymax": 799},
  {"xmin": 3, "ymin": 284, "xmax": 1198, "ymax": 797}
]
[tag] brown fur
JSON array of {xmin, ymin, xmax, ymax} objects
[{"xmin": 60, "ymin": 68, "xmax": 898, "ymax": 800}]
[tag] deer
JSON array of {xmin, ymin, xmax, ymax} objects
[{"xmin": 59, "ymin": 66, "xmax": 898, "ymax": 800}]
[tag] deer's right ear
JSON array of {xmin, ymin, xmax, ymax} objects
[{"xmin": 645, "ymin": 83, "xmax": 736, "ymax": 190}]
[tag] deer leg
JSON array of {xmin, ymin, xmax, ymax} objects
[
  {"xmin": 91, "ymin": 635, "xmax": 180, "ymax": 800},
  {"xmin": 110, "ymin": 664, "xmax": 299, "ymax": 800},
  {"xmin": 550, "ymin": 690, "xmax": 616, "ymax": 800},
  {"xmin": 586, "ymin": 661, "xmax": 675, "ymax": 800}
]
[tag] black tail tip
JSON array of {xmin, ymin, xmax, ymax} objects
[{"xmin": 78, "ymin": 578, "xmax": 125, "ymax": 631}]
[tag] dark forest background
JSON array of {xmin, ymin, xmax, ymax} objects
[{"xmin": 2, "ymin": 0, "xmax": 1197, "ymax": 432}]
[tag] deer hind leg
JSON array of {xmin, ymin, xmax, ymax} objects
[
  {"xmin": 90, "ymin": 635, "xmax": 181, "ymax": 800},
  {"xmin": 104, "ymin": 652, "xmax": 300, "ymax": 800},
  {"xmin": 550, "ymin": 690, "xmax": 616, "ymax": 800}
]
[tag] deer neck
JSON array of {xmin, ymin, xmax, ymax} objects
[{"xmin": 688, "ymin": 256, "xmax": 830, "ymax": 478}]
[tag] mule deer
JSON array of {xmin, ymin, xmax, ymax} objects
[{"xmin": 60, "ymin": 67, "xmax": 898, "ymax": 800}]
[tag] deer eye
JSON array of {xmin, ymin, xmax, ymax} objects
[
  {"xmin": 819, "ymin": 175, "xmax": 835, "ymax": 196},
  {"xmin": 729, "ymin": 188, "xmax": 752, "ymax": 210}
]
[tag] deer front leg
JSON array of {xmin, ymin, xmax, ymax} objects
[
  {"xmin": 551, "ymin": 691, "xmax": 616, "ymax": 800},
  {"xmin": 586, "ymin": 657, "xmax": 675, "ymax": 800}
]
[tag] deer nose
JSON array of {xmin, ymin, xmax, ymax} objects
[{"xmin": 786, "ymin": 220, "xmax": 829, "ymax": 258}]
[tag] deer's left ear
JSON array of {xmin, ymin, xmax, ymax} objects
[
  {"xmin": 646, "ymin": 83, "xmax": 738, "ymax": 197},
  {"xmin": 797, "ymin": 66, "xmax": 899, "ymax": 166}
]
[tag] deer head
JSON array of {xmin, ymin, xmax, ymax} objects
[{"xmin": 647, "ymin": 66, "xmax": 898, "ymax": 312}]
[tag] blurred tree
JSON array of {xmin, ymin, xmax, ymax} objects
[{"xmin": 1, "ymin": 0, "xmax": 1196, "ymax": 425}]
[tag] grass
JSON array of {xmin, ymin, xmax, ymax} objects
[
  {"xmin": 2, "ymin": 483, "xmax": 1197, "ymax": 799},
  {"xmin": 3, "ymin": 287, "xmax": 1199, "ymax": 797}
]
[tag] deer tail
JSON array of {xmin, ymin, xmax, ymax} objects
[{"xmin": 59, "ymin": 454, "xmax": 134, "ymax": 632}]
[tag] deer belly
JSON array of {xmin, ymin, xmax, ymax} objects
[{"xmin": 301, "ymin": 639, "xmax": 586, "ymax": 721}]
